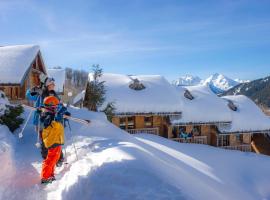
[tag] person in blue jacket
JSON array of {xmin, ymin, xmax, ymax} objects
[{"xmin": 26, "ymin": 74, "xmax": 68, "ymax": 165}]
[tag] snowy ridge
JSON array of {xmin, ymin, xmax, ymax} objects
[
  {"xmin": 203, "ymin": 73, "xmax": 240, "ymax": 94},
  {"xmin": 0, "ymin": 45, "xmax": 40, "ymax": 84},
  {"xmin": 172, "ymin": 75, "xmax": 202, "ymax": 86},
  {"xmin": 173, "ymin": 73, "xmax": 244, "ymax": 94}
]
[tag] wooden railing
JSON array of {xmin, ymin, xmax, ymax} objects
[
  {"xmin": 220, "ymin": 144, "xmax": 251, "ymax": 152},
  {"xmin": 126, "ymin": 128, "xmax": 159, "ymax": 135},
  {"xmin": 172, "ymin": 136, "xmax": 207, "ymax": 145}
]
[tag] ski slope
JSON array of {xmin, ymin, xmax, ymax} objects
[{"xmin": 1, "ymin": 107, "xmax": 270, "ymax": 200}]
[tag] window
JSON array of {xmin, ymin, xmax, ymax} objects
[
  {"xmin": 144, "ymin": 116, "xmax": 153, "ymax": 128},
  {"xmin": 184, "ymin": 90, "xmax": 194, "ymax": 100},
  {"xmin": 119, "ymin": 117, "xmax": 126, "ymax": 130},
  {"xmin": 218, "ymin": 135, "xmax": 230, "ymax": 146},
  {"xmin": 236, "ymin": 134, "xmax": 243, "ymax": 143},
  {"xmin": 227, "ymin": 100, "xmax": 237, "ymax": 111},
  {"xmin": 127, "ymin": 117, "xmax": 135, "ymax": 129},
  {"xmin": 192, "ymin": 126, "xmax": 201, "ymax": 136}
]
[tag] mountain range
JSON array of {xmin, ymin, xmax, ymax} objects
[
  {"xmin": 222, "ymin": 75, "xmax": 270, "ymax": 108},
  {"xmin": 173, "ymin": 73, "xmax": 248, "ymax": 94}
]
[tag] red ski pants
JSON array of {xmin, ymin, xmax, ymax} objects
[{"xmin": 41, "ymin": 146, "xmax": 61, "ymax": 179}]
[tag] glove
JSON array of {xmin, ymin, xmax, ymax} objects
[{"xmin": 64, "ymin": 111, "xmax": 71, "ymax": 116}]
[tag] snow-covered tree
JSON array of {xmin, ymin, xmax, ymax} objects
[{"xmin": 83, "ymin": 64, "xmax": 106, "ymax": 111}]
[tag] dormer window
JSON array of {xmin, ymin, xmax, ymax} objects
[
  {"xmin": 228, "ymin": 100, "xmax": 237, "ymax": 111},
  {"xmin": 184, "ymin": 89, "xmax": 194, "ymax": 100},
  {"xmin": 129, "ymin": 78, "xmax": 145, "ymax": 91}
]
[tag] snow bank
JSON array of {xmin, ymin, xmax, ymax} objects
[
  {"xmin": 0, "ymin": 45, "xmax": 40, "ymax": 84},
  {"xmin": 47, "ymin": 68, "xmax": 65, "ymax": 93},
  {"xmin": 3, "ymin": 106, "xmax": 270, "ymax": 200},
  {"xmin": 0, "ymin": 125, "xmax": 15, "ymax": 199},
  {"xmin": 90, "ymin": 73, "xmax": 183, "ymax": 113},
  {"xmin": 221, "ymin": 95, "xmax": 270, "ymax": 132}
]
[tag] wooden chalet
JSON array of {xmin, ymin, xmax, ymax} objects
[
  {"xmin": 169, "ymin": 85, "xmax": 232, "ymax": 147},
  {"xmin": 83, "ymin": 73, "xmax": 183, "ymax": 137},
  {"xmin": 0, "ymin": 45, "xmax": 46, "ymax": 101},
  {"xmin": 82, "ymin": 73, "xmax": 270, "ymax": 154}
]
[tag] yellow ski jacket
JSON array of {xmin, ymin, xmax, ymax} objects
[{"xmin": 42, "ymin": 121, "xmax": 64, "ymax": 149}]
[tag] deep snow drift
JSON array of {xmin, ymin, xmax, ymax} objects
[{"xmin": 1, "ymin": 107, "xmax": 270, "ymax": 200}]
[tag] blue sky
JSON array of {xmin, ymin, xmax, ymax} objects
[{"xmin": 1, "ymin": 0, "xmax": 270, "ymax": 81}]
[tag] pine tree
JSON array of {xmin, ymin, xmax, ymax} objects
[
  {"xmin": 102, "ymin": 102, "xmax": 116, "ymax": 122},
  {"xmin": 83, "ymin": 64, "xmax": 106, "ymax": 111}
]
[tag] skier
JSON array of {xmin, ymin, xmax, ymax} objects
[
  {"xmin": 40, "ymin": 96, "xmax": 65, "ymax": 184},
  {"xmin": 26, "ymin": 74, "xmax": 66, "ymax": 165}
]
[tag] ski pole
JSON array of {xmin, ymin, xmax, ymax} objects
[
  {"xmin": 67, "ymin": 119, "xmax": 79, "ymax": 161},
  {"xmin": 18, "ymin": 110, "xmax": 33, "ymax": 138},
  {"xmin": 35, "ymin": 115, "xmax": 41, "ymax": 148},
  {"xmin": 22, "ymin": 104, "xmax": 91, "ymax": 125}
]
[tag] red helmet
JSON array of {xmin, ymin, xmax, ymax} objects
[{"xmin": 43, "ymin": 96, "xmax": 59, "ymax": 107}]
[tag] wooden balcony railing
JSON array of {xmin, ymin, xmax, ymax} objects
[
  {"xmin": 126, "ymin": 128, "xmax": 159, "ymax": 135},
  {"xmin": 172, "ymin": 136, "xmax": 207, "ymax": 145},
  {"xmin": 220, "ymin": 144, "xmax": 251, "ymax": 152}
]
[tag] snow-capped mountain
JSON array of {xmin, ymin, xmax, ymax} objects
[
  {"xmin": 203, "ymin": 73, "xmax": 240, "ymax": 94},
  {"xmin": 173, "ymin": 75, "xmax": 203, "ymax": 86},
  {"xmin": 173, "ymin": 73, "xmax": 245, "ymax": 94}
]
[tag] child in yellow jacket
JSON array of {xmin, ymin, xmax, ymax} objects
[{"xmin": 41, "ymin": 96, "xmax": 65, "ymax": 184}]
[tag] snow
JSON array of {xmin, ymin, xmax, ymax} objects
[
  {"xmin": 203, "ymin": 73, "xmax": 239, "ymax": 94},
  {"xmin": 0, "ymin": 91, "xmax": 9, "ymax": 116},
  {"xmin": 47, "ymin": 68, "xmax": 66, "ymax": 93},
  {"xmin": 1, "ymin": 106, "xmax": 270, "ymax": 200},
  {"xmin": 0, "ymin": 45, "xmax": 40, "ymax": 84},
  {"xmin": 172, "ymin": 75, "xmax": 203, "ymax": 86},
  {"xmin": 172, "ymin": 85, "xmax": 231, "ymax": 124},
  {"xmin": 221, "ymin": 95, "xmax": 270, "ymax": 133},
  {"xmin": 93, "ymin": 73, "xmax": 183, "ymax": 114}
]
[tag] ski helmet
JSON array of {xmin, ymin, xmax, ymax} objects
[{"xmin": 43, "ymin": 96, "xmax": 59, "ymax": 107}]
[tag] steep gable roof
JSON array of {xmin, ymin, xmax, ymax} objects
[{"xmin": 0, "ymin": 45, "xmax": 40, "ymax": 85}]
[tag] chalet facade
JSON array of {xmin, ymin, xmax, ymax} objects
[
  {"xmin": 219, "ymin": 95, "xmax": 270, "ymax": 153},
  {"xmin": 0, "ymin": 45, "xmax": 46, "ymax": 101}
]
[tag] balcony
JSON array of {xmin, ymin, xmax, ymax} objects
[
  {"xmin": 126, "ymin": 127, "xmax": 159, "ymax": 135},
  {"xmin": 220, "ymin": 144, "xmax": 251, "ymax": 152},
  {"xmin": 172, "ymin": 136, "xmax": 207, "ymax": 145}
]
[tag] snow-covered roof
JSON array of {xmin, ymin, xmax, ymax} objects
[
  {"xmin": 47, "ymin": 67, "xmax": 66, "ymax": 93},
  {"xmin": 0, "ymin": 45, "xmax": 40, "ymax": 84},
  {"xmin": 92, "ymin": 73, "xmax": 183, "ymax": 114},
  {"xmin": 172, "ymin": 85, "xmax": 231, "ymax": 124},
  {"xmin": 220, "ymin": 95, "xmax": 270, "ymax": 133}
]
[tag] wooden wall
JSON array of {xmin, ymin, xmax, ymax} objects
[{"xmin": 111, "ymin": 115, "xmax": 169, "ymax": 137}]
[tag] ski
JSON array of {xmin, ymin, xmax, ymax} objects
[{"xmin": 21, "ymin": 104, "xmax": 91, "ymax": 125}]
